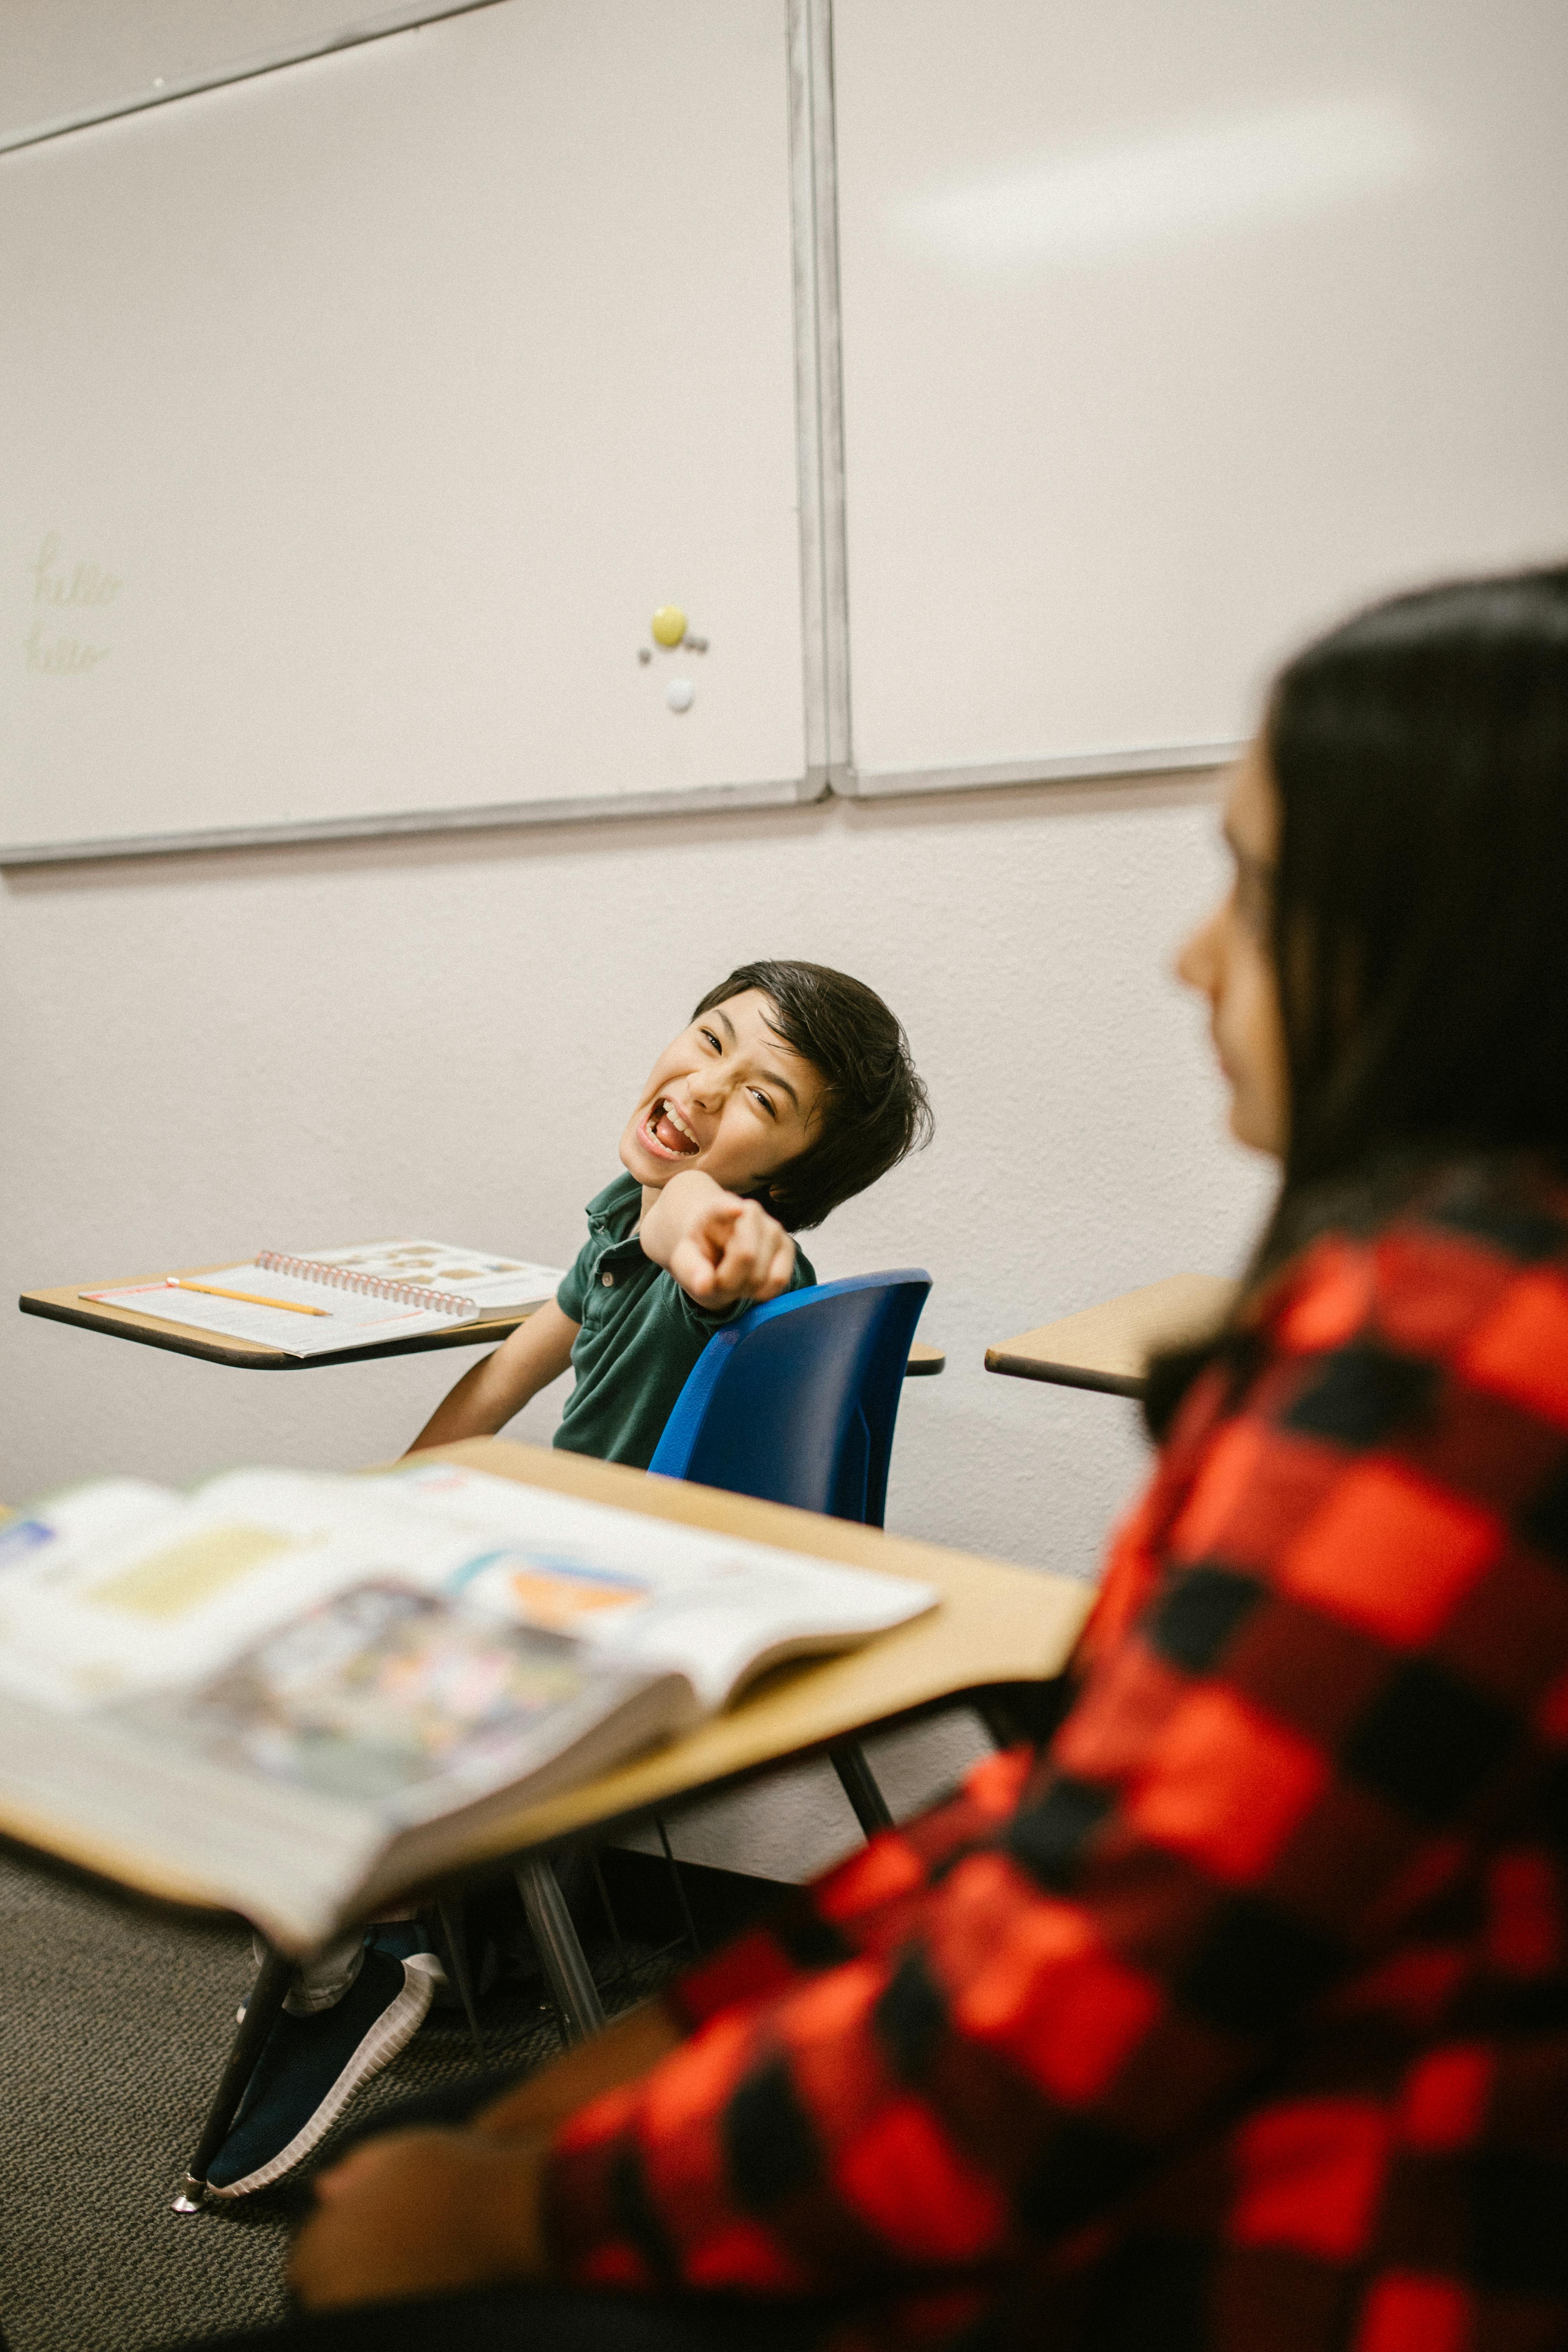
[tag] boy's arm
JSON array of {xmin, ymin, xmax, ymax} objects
[
  {"xmin": 639, "ymin": 1169, "xmax": 795, "ymax": 1309},
  {"xmin": 405, "ymin": 1298, "xmax": 579, "ymax": 1454}
]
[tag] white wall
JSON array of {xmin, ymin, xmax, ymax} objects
[{"xmin": 0, "ymin": 771, "xmax": 1272, "ymax": 1872}]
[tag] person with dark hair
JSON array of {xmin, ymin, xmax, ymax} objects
[
  {"xmin": 408, "ymin": 958, "xmax": 932, "ymax": 1469},
  {"xmin": 1148, "ymin": 561, "xmax": 1568, "ymax": 1425},
  {"xmin": 197, "ymin": 963, "xmax": 931, "ymax": 2206},
  {"xmin": 175, "ymin": 568, "xmax": 1568, "ymax": 2349}
]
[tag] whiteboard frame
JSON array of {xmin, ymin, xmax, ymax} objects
[
  {"xmin": 788, "ymin": 0, "xmax": 852, "ymax": 799},
  {"xmin": 791, "ymin": 1, "xmax": 1236, "ymax": 808},
  {"xmin": 1, "ymin": 0, "xmax": 836, "ymax": 866},
  {"xmin": 0, "ymin": 2, "xmax": 512, "ymax": 158},
  {"xmin": 848, "ymin": 742, "xmax": 1241, "ymax": 799},
  {"xmin": 0, "ymin": 778, "xmax": 817, "ymax": 867}
]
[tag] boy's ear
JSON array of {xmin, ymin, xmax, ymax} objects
[{"xmin": 755, "ymin": 1175, "xmax": 797, "ymax": 1229}]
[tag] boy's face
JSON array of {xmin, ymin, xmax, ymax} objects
[{"xmin": 621, "ymin": 988, "xmax": 824, "ymax": 1200}]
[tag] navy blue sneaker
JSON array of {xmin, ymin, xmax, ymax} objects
[{"xmin": 206, "ymin": 1930, "xmax": 440, "ymax": 2198}]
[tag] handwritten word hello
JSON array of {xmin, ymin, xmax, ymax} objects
[
  {"xmin": 25, "ymin": 621, "xmax": 108, "ymax": 674},
  {"xmin": 23, "ymin": 534, "xmax": 118, "ymax": 676},
  {"xmin": 32, "ymin": 534, "xmax": 121, "ymax": 610}
]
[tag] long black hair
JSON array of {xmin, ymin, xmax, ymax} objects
[
  {"xmin": 1147, "ymin": 563, "xmax": 1568, "ymax": 1436},
  {"xmin": 691, "ymin": 958, "xmax": 932, "ymax": 1231}
]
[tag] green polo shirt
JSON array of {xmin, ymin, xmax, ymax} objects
[{"xmin": 552, "ymin": 1172, "xmax": 816, "ymax": 1471}]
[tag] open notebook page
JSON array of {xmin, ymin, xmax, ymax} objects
[
  {"xmin": 83, "ymin": 1243, "xmax": 564, "ymax": 1356},
  {"xmin": 81, "ymin": 1267, "xmax": 469, "ymax": 1356},
  {"xmin": 292, "ymin": 1240, "xmax": 563, "ymax": 1311}
]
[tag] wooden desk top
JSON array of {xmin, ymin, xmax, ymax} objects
[
  {"xmin": 0, "ymin": 1436, "xmax": 1080, "ymax": 1921},
  {"xmin": 19, "ymin": 1268, "xmax": 945, "ymax": 1377},
  {"xmin": 986, "ymin": 1273, "xmax": 1237, "ymax": 1398}
]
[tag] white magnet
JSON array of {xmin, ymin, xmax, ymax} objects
[{"xmin": 665, "ymin": 678, "xmax": 695, "ymax": 713}]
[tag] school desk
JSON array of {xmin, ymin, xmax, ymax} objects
[
  {"xmin": 986, "ymin": 1273, "xmax": 1237, "ymax": 1399},
  {"xmin": 0, "ymin": 1434, "xmax": 1080, "ymax": 2204},
  {"xmin": 18, "ymin": 1266, "xmax": 946, "ymax": 1375}
]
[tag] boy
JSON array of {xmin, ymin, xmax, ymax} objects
[
  {"xmin": 201, "ymin": 960, "xmax": 929, "ymax": 2202},
  {"xmin": 409, "ymin": 957, "xmax": 932, "ymax": 1467}
]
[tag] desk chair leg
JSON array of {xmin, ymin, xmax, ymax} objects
[
  {"xmin": 656, "ymin": 1816, "xmax": 701, "ymax": 1956},
  {"xmin": 436, "ymin": 1899, "xmax": 486, "ymax": 2061},
  {"xmin": 829, "ymin": 1740, "xmax": 894, "ymax": 1838},
  {"xmin": 590, "ymin": 1849, "xmax": 627, "ymax": 1967},
  {"xmin": 172, "ymin": 1946, "xmax": 294, "ymax": 2213},
  {"xmin": 516, "ymin": 1858, "xmax": 604, "ymax": 2045}
]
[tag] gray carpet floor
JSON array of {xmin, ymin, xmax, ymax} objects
[{"xmin": 0, "ymin": 1847, "xmax": 672, "ymax": 2352}]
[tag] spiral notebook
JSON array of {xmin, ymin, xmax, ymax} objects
[{"xmin": 83, "ymin": 1238, "xmax": 565, "ymax": 1359}]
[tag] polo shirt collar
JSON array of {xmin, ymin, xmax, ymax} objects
[{"xmin": 584, "ymin": 1171, "xmax": 644, "ymax": 1252}]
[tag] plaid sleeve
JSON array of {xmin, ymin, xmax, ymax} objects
[
  {"xmin": 665, "ymin": 1743, "xmax": 1040, "ymax": 2032},
  {"xmin": 543, "ymin": 1212, "xmax": 1568, "ymax": 2299}
]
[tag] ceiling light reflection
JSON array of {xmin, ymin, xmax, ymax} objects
[{"xmin": 893, "ymin": 95, "xmax": 1431, "ymax": 275}]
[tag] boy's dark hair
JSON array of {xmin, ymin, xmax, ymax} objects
[{"xmin": 691, "ymin": 959, "xmax": 932, "ymax": 1231}]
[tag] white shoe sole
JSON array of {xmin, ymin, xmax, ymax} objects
[{"xmin": 206, "ymin": 1954, "xmax": 440, "ymax": 2200}]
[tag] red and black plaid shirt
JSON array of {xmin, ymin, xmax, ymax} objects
[{"xmin": 545, "ymin": 1159, "xmax": 1568, "ymax": 2352}]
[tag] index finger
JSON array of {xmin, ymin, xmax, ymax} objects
[
  {"xmin": 714, "ymin": 1205, "xmax": 791, "ymax": 1295},
  {"xmin": 748, "ymin": 1226, "xmax": 796, "ymax": 1302}
]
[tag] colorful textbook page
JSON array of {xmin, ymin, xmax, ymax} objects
[{"xmin": 0, "ymin": 1464, "xmax": 936, "ymax": 1948}]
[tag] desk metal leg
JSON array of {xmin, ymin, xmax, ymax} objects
[
  {"xmin": 516, "ymin": 1858, "xmax": 604, "ymax": 2044},
  {"xmin": 829, "ymin": 1739, "xmax": 894, "ymax": 1838},
  {"xmin": 436, "ymin": 1898, "xmax": 487, "ymax": 2060},
  {"xmin": 173, "ymin": 1946, "xmax": 294, "ymax": 2213},
  {"xmin": 655, "ymin": 1816, "xmax": 701, "ymax": 1956}
]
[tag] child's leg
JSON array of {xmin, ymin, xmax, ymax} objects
[
  {"xmin": 211, "ymin": 1924, "xmax": 442, "ymax": 2199},
  {"xmin": 253, "ymin": 1928, "xmax": 367, "ymax": 2016},
  {"xmin": 251, "ymin": 1909, "xmax": 421, "ymax": 2016}
]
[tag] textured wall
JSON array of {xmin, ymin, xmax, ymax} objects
[{"xmin": 0, "ymin": 772, "xmax": 1272, "ymax": 1872}]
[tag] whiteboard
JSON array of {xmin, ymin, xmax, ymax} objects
[
  {"xmin": 0, "ymin": 0, "xmax": 816, "ymax": 858},
  {"xmin": 0, "ymin": 0, "xmax": 492, "ymax": 154},
  {"xmin": 832, "ymin": 0, "xmax": 1568, "ymax": 794}
]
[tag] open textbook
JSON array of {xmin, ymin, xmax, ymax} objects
[
  {"xmin": 0, "ymin": 1461, "xmax": 935, "ymax": 1951},
  {"xmin": 82, "ymin": 1238, "xmax": 566, "ymax": 1358}
]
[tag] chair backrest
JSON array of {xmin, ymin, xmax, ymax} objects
[{"xmin": 646, "ymin": 1270, "xmax": 931, "ymax": 1528}]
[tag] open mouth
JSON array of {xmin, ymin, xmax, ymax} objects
[{"xmin": 641, "ymin": 1096, "xmax": 702, "ymax": 1159}]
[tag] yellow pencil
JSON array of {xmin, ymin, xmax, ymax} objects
[{"xmin": 167, "ymin": 1277, "xmax": 329, "ymax": 1318}]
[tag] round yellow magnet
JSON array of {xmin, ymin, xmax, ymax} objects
[{"xmin": 651, "ymin": 605, "xmax": 687, "ymax": 647}]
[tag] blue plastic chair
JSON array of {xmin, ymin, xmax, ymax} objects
[
  {"xmin": 649, "ymin": 1268, "xmax": 933, "ymax": 1836},
  {"xmin": 648, "ymin": 1268, "xmax": 932, "ymax": 1525}
]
